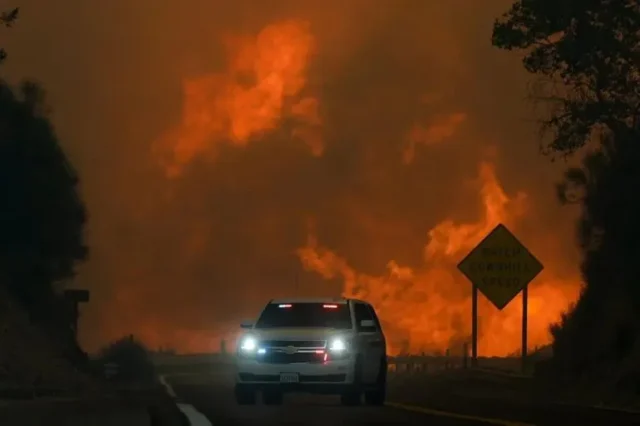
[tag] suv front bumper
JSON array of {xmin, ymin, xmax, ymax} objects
[{"xmin": 236, "ymin": 357, "xmax": 355, "ymax": 391}]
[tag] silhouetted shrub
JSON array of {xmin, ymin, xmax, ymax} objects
[
  {"xmin": 546, "ymin": 132, "xmax": 640, "ymax": 388},
  {"xmin": 95, "ymin": 335, "xmax": 157, "ymax": 384}
]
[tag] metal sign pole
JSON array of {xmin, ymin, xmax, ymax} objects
[
  {"xmin": 67, "ymin": 301, "xmax": 78, "ymax": 338},
  {"xmin": 521, "ymin": 285, "xmax": 528, "ymax": 373},
  {"xmin": 471, "ymin": 283, "xmax": 478, "ymax": 367}
]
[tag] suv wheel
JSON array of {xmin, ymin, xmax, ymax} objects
[
  {"xmin": 262, "ymin": 388, "xmax": 284, "ymax": 405},
  {"xmin": 364, "ymin": 357, "xmax": 387, "ymax": 406},
  {"xmin": 341, "ymin": 354, "xmax": 363, "ymax": 406},
  {"xmin": 234, "ymin": 384, "xmax": 256, "ymax": 405},
  {"xmin": 340, "ymin": 391, "xmax": 360, "ymax": 406}
]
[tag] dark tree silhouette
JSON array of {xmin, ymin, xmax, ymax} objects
[
  {"xmin": 492, "ymin": 1, "xmax": 640, "ymax": 155},
  {"xmin": 550, "ymin": 132, "xmax": 640, "ymax": 382},
  {"xmin": 492, "ymin": 1, "xmax": 640, "ymax": 385},
  {"xmin": 0, "ymin": 7, "xmax": 19, "ymax": 63},
  {"xmin": 0, "ymin": 80, "xmax": 88, "ymax": 318}
]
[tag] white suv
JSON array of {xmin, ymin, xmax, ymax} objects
[{"xmin": 234, "ymin": 298, "xmax": 387, "ymax": 406}]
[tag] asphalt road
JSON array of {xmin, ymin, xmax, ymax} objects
[
  {"xmin": 166, "ymin": 370, "xmax": 640, "ymax": 426},
  {"xmin": 168, "ymin": 372, "xmax": 528, "ymax": 426},
  {"xmin": 388, "ymin": 372, "xmax": 640, "ymax": 426}
]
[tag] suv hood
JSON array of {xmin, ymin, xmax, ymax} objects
[{"xmin": 252, "ymin": 327, "xmax": 352, "ymax": 341}]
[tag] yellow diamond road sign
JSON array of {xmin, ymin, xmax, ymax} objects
[{"xmin": 457, "ymin": 223, "xmax": 543, "ymax": 310}]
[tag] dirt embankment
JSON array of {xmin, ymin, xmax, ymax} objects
[
  {"xmin": 0, "ymin": 289, "xmax": 96, "ymax": 393},
  {"xmin": 0, "ymin": 288, "xmax": 186, "ymax": 426}
]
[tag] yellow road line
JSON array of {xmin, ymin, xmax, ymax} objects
[
  {"xmin": 554, "ymin": 401, "xmax": 640, "ymax": 415},
  {"xmin": 386, "ymin": 401, "xmax": 536, "ymax": 426}
]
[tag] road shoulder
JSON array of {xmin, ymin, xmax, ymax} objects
[
  {"xmin": 160, "ymin": 375, "xmax": 212, "ymax": 426},
  {"xmin": 387, "ymin": 370, "xmax": 640, "ymax": 426}
]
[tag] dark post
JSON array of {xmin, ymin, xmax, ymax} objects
[
  {"xmin": 522, "ymin": 285, "xmax": 528, "ymax": 373},
  {"xmin": 463, "ymin": 341, "xmax": 469, "ymax": 369},
  {"xmin": 69, "ymin": 302, "xmax": 79, "ymax": 335},
  {"xmin": 63, "ymin": 289, "xmax": 90, "ymax": 340},
  {"xmin": 471, "ymin": 283, "xmax": 478, "ymax": 367}
]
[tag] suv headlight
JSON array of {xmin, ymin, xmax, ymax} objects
[
  {"xmin": 239, "ymin": 336, "xmax": 258, "ymax": 353},
  {"xmin": 328, "ymin": 337, "xmax": 347, "ymax": 352}
]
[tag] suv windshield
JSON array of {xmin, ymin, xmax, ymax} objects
[{"xmin": 254, "ymin": 303, "xmax": 353, "ymax": 329}]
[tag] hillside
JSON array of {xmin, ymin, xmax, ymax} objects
[{"xmin": 0, "ymin": 288, "xmax": 96, "ymax": 393}]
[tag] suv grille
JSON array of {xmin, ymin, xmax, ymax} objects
[{"xmin": 260, "ymin": 352, "xmax": 324, "ymax": 364}]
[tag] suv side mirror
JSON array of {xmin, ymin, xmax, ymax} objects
[
  {"xmin": 359, "ymin": 319, "xmax": 376, "ymax": 330},
  {"xmin": 240, "ymin": 320, "xmax": 253, "ymax": 329}
]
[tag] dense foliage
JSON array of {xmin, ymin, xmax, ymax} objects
[
  {"xmin": 0, "ymin": 81, "xmax": 88, "ymax": 317},
  {"xmin": 492, "ymin": 0, "xmax": 640, "ymax": 387}
]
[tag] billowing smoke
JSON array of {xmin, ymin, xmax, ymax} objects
[{"xmin": 2, "ymin": 0, "xmax": 581, "ymax": 355}]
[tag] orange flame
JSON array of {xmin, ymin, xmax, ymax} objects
[
  {"xmin": 297, "ymin": 161, "xmax": 581, "ymax": 356},
  {"xmin": 154, "ymin": 19, "xmax": 322, "ymax": 178}
]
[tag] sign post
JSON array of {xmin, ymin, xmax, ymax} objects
[
  {"xmin": 471, "ymin": 283, "xmax": 478, "ymax": 367},
  {"xmin": 522, "ymin": 285, "xmax": 528, "ymax": 369},
  {"xmin": 457, "ymin": 223, "xmax": 543, "ymax": 372},
  {"xmin": 63, "ymin": 289, "xmax": 90, "ymax": 339},
  {"xmin": 104, "ymin": 362, "xmax": 119, "ymax": 380}
]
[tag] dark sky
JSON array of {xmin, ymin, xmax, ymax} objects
[{"xmin": 2, "ymin": 0, "xmax": 583, "ymax": 355}]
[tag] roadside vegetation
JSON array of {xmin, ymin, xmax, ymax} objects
[
  {"xmin": 93, "ymin": 335, "xmax": 158, "ymax": 385},
  {"xmin": 0, "ymin": 10, "xmax": 162, "ymax": 399},
  {"xmin": 492, "ymin": 0, "xmax": 640, "ymax": 398},
  {"xmin": 0, "ymin": 76, "xmax": 92, "ymax": 388},
  {"xmin": 0, "ymin": 8, "xmax": 93, "ymax": 388}
]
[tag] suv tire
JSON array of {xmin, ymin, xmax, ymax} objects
[
  {"xmin": 341, "ymin": 354, "xmax": 363, "ymax": 406},
  {"xmin": 262, "ymin": 388, "xmax": 284, "ymax": 405},
  {"xmin": 234, "ymin": 384, "xmax": 256, "ymax": 405},
  {"xmin": 364, "ymin": 357, "xmax": 387, "ymax": 406}
]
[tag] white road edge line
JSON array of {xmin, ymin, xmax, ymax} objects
[
  {"xmin": 159, "ymin": 375, "xmax": 213, "ymax": 426},
  {"xmin": 176, "ymin": 403, "xmax": 213, "ymax": 426},
  {"xmin": 158, "ymin": 375, "xmax": 177, "ymax": 398}
]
